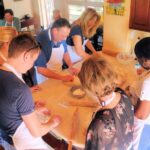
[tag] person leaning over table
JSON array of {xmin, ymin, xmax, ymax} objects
[
  {"xmin": 0, "ymin": 34, "xmax": 61, "ymax": 150},
  {"xmin": 78, "ymin": 58, "xmax": 134, "ymax": 150},
  {"xmin": 0, "ymin": 27, "xmax": 40, "ymax": 93},
  {"xmin": 0, "ymin": 9, "xmax": 21, "ymax": 31},
  {"xmin": 66, "ymin": 8, "xmax": 101, "ymax": 64},
  {"xmin": 133, "ymin": 37, "xmax": 150, "ymax": 150},
  {"xmin": 34, "ymin": 18, "xmax": 78, "ymax": 84}
]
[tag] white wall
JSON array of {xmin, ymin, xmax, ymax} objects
[{"xmin": 3, "ymin": 0, "xmax": 33, "ymax": 19}]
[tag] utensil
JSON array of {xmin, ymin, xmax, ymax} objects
[
  {"xmin": 61, "ymin": 101, "xmax": 99, "ymax": 108},
  {"xmin": 68, "ymin": 107, "xmax": 79, "ymax": 150}
]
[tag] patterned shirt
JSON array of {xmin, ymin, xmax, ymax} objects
[{"xmin": 85, "ymin": 89, "xmax": 134, "ymax": 150}]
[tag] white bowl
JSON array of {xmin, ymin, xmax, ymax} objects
[{"xmin": 116, "ymin": 53, "xmax": 135, "ymax": 64}]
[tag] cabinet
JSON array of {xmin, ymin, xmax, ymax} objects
[{"xmin": 129, "ymin": 0, "xmax": 150, "ymax": 32}]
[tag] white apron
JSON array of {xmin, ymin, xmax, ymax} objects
[
  {"xmin": 133, "ymin": 72, "xmax": 150, "ymax": 149},
  {"xmin": 67, "ymin": 39, "xmax": 88, "ymax": 63},
  {"xmin": 35, "ymin": 45, "xmax": 65, "ymax": 84},
  {"xmin": 34, "ymin": 66, "xmax": 48, "ymax": 84},
  {"xmin": 47, "ymin": 44, "xmax": 64, "ymax": 73},
  {"xmin": 12, "ymin": 122, "xmax": 53, "ymax": 150}
]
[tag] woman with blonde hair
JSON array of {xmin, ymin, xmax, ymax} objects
[
  {"xmin": 0, "ymin": 26, "xmax": 17, "ymax": 65},
  {"xmin": 78, "ymin": 58, "xmax": 134, "ymax": 150},
  {"xmin": 66, "ymin": 8, "xmax": 101, "ymax": 63}
]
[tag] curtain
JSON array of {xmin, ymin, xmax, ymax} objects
[{"xmin": 38, "ymin": 0, "xmax": 54, "ymax": 29}]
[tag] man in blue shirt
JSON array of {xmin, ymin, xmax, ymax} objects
[{"xmin": 35, "ymin": 18, "xmax": 78, "ymax": 84}]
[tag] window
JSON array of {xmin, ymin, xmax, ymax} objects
[
  {"xmin": 68, "ymin": 0, "xmax": 104, "ymax": 23},
  {"xmin": 38, "ymin": 0, "xmax": 54, "ymax": 29}
]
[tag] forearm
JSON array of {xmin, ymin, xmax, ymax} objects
[
  {"xmin": 37, "ymin": 67, "xmax": 65, "ymax": 80},
  {"xmin": 64, "ymin": 53, "xmax": 73, "ymax": 68},
  {"xmin": 23, "ymin": 112, "xmax": 60, "ymax": 137},
  {"xmin": 85, "ymin": 40, "xmax": 97, "ymax": 54},
  {"xmin": 135, "ymin": 100, "xmax": 150, "ymax": 120}
]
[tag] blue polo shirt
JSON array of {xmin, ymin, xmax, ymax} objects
[{"xmin": 35, "ymin": 28, "xmax": 67, "ymax": 68}]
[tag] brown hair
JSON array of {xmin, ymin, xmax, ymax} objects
[
  {"xmin": 73, "ymin": 8, "xmax": 101, "ymax": 38},
  {"xmin": 8, "ymin": 33, "xmax": 40, "ymax": 58},
  {"xmin": 78, "ymin": 58, "xmax": 117, "ymax": 98}
]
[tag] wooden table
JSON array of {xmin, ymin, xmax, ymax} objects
[{"xmin": 32, "ymin": 52, "xmax": 139, "ymax": 148}]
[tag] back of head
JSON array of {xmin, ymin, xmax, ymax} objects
[
  {"xmin": 78, "ymin": 7, "xmax": 101, "ymax": 38},
  {"xmin": 78, "ymin": 58, "xmax": 117, "ymax": 97},
  {"xmin": 51, "ymin": 18, "xmax": 71, "ymax": 29},
  {"xmin": 8, "ymin": 33, "xmax": 40, "ymax": 58},
  {"xmin": 4, "ymin": 9, "xmax": 14, "ymax": 16},
  {"xmin": 134, "ymin": 37, "xmax": 150, "ymax": 60},
  {"xmin": 0, "ymin": 26, "xmax": 17, "ymax": 48}
]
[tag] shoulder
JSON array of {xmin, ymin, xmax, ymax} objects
[
  {"xmin": 70, "ymin": 25, "xmax": 82, "ymax": 36},
  {"xmin": 36, "ymin": 29, "xmax": 50, "ymax": 42},
  {"xmin": 0, "ymin": 19, "xmax": 5, "ymax": 25}
]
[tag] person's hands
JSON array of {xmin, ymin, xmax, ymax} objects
[
  {"xmin": 35, "ymin": 101, "xmax": 46, "ymax": 109},
  {"xmin": 93, "ymin": 51, "xmax": 100, "ymax": 58},
  {"xmin": 62, "ymin": 75, "xmax": 74, "ymax": 82},
  {"xmin": 69, "ymin": 67, "xmax": 80, "ymax": 76},
  {"xmin": 50, "ymin": 115, "xmax": 61, "ymax": 128},
  {"xmin": 30, "ymin": 85, "xmax": 42, "ymax": 93}
]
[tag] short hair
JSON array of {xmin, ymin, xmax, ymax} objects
[
  {"xmin": 0, "ymin": 26, "xmax": 17, "ymax": 48},
  {"xmin": 134, "ymin": 37, "xmax": 150, "ymax": 60},
  {"xmin": 78, "ymin": 58, "xmax": 117, "ymax": 97},
  {"xmin": 51, "ymin": 18, "xmax": 71, "ymax": 29},
  {"xmin": 4, "ymin": 9, "xmax": 14, "ymax": 16},
  {"xmin": 8, "ymin": 34, "xmax": 40, "ymax": 58},
  {"xmin": 73, "ymin": 8, "xmax": 101, "ymax": 38}
]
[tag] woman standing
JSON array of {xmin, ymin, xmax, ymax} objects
[
  {"xmin": 67, "ymin": 8, "xmax": 101, "ymax": 63},
  {"xmin": 78, "ymin": 58, "xmax": 134, "ymax": 150}
]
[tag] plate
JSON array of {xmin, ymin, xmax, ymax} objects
[
  {"xmin": 70, "ymin": 85, "xmax": 86, "ymax": 99},
  {"xmin": 116, "ymin": 53, "xmax": 135, "ymax": 64}
]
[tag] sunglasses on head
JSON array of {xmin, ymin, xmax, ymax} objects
[{"xmin": 26, "ymin": 42, "xmax": 41, "ymax": 52}]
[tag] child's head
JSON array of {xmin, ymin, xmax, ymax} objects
[{"xmin": 134, "ymin": 37, "xmax": 150, "ymax": 70}]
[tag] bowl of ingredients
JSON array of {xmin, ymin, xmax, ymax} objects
[{"xmin": 70, "ymin": 85, "xmax": 86, "ymax": 99}]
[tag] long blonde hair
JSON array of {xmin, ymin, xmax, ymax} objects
[
  {"xmin": 73, "ymin": 8, "xmax": 101, "ymax": 38},
  {"xmin": 0, "ymin": 26, "xmax": 17, "ymax": 48},
  {"xmin": 78, "ymin": 58, "xmax": 118, "ymax": 98}
]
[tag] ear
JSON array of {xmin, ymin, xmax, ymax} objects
[
  {"xmin": 23, "ymin": 52, "xmax": 31, "ymax": 62},
  {"xmin": 52, "ymin": 28, "xmax": 58, "ymax": 34}
]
